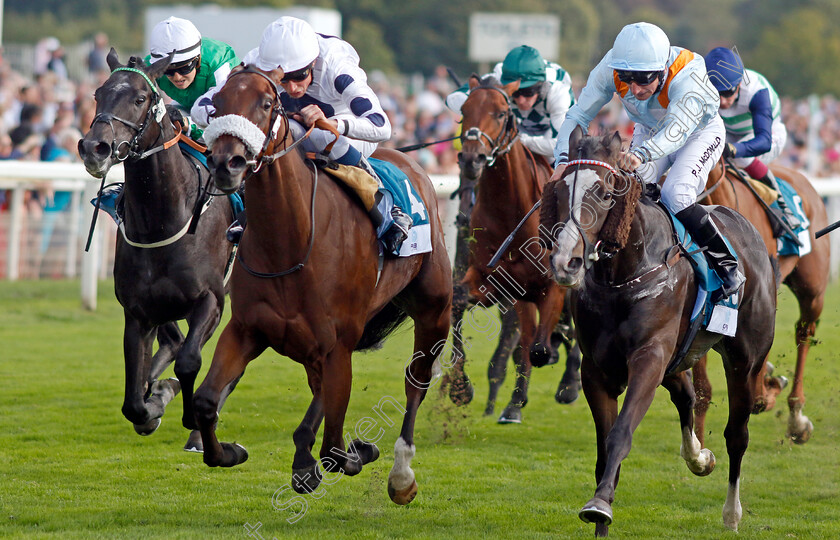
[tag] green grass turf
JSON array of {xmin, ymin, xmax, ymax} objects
[{"xmin": 0, "ymin": 279, "xmax": 838, "ymax": 539}]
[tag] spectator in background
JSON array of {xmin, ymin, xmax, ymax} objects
[
  {"xmin": 45, "ymin": 40, "xmax": 69, "ymax": 81},
  {"xmin": 87, "ymin": 32, "xmax": 110, "ymax": 83}
]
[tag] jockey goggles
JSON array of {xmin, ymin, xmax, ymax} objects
[
  {"xmin": 281, "ymin": 63, "xmax": 314, "ymax": 83},
  {"xmin": 512, "ymin": 85, "xmax": 540, "ymax": 99},
  {"xmin": 165, "ymin": 57, "xmax": 199, "ymax": 77},
  {"xmin": 616, "ymin": 69, "xmax": 660, "ymax": 85},
  {"xmin": 718, "ymin": 86, "xmax": 739, "ymax": 98}
]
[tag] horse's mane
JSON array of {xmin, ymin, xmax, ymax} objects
[
  {"xmin": 126, "ymin": 56, "xmax": 148, "ymax": 69},
  {"xmin": 599, "ymin": 172, "xmax": 641, "ymax": 249}
]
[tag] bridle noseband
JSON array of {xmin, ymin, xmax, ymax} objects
[{"xmin": 459, "ymin": 85, "xmax": 519, "ymax": 168}]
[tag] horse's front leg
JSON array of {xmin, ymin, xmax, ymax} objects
[
  {"xmin": 528, "ymin": 284, "xmax": 564, "ymax": 368},
  {"xmin": 580, "ymin": 346, "xmax": 665, "ymax": 535},
  {"xmin": 691, "ymin": 354, "xmax": 712, "ymax": 446},
  {"xmin": 484, "ymin": 306, "xmax": 520, "ymax": 416},
  {"xmin": 291, "ymin": 365, "xmax": 325, "ymax": 494},
  {"xmin": 174, "ymin": 291, "xmax": 223, "ymax": 431},
  {"xmin": 787, "ymin": 317, "xmax": 817, "ymax": 443},
  {"xmin": 663, "ymin": 370, "xmax": 715, "ymax": 477},
  {"xmin": 148, "ymin": 321, "xmax": 184, "ymax": 381},
  {"xmin": 498, "ymin": 301, "xmax": 536, "ymax": 424},
  {"xmin": 122, "ymin": 316, "xmax": 180, "ymax": 435},
  {"xmin": 194, "ymin": 321, "xmax": 264, "ymax": 467}
]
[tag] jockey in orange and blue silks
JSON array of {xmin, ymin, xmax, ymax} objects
[
  {"xmin": 239, "ymin": 16, "xmax": 411, "ymax": 255},
  {"xmin": 705, "ymin": 46, "xmax": 799, "ymax": 229},
  {"xmin": 550, "ymin": 22, "xmax": 744, "ymax": 301}
]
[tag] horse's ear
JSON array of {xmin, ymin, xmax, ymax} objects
[
  {"xmin": 147, "ymin": 52, "xmax": 174, "ymax": 81},
  {"xmin": 503, "ymin": 79, "xmax": 521, "ymax": 97},
  {"xmin": 468, "ymin": 75, "xmax": 481, "ymax": 90},
  {"xmin": 606, "ymin": 131, "xmax": 623, "ymax": 159},
  {"xmin": 106, "ymin": 48, "xmax": 121, "ymax": 71},
  {"xmin": 568, "ymin": 125, "xmax": 584, "ymax": 159}
]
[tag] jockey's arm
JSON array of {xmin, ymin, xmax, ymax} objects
[
  {"xmin": 734, "ymin": 89, "xmax": 773, "ymax": 158},
  {"xmin": 333, "ymin": 62, "xmax": 391, "ymax": 143},
  {"xmin": 521, "ymin": 80, "xmax": 573, "ymax": 157}
]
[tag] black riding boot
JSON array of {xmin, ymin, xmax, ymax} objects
[
  {"xmin": 676, "ymin": 204, "xmax": 745, "ymax": 301},
  {"xmin": 758, "ymin": 170, "xmax": 801, "ymax": 230},
  {"xmin": 358, "ymin": 156, "xmax": 412, "ymax": 256},
  {"xmin": 226, "ymin": 210, "xmax": 246, "ymax": 244}
]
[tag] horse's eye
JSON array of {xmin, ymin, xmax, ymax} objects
[
  {"xmin": 263, "ymin": 100, "xmax": 272, "ymax": 111},
  {"xmin": 135, "ymin": 95, "xmax": 146, "ymax": 106},
  {"xmin": 497, "ymin": 112, "xmax": 506, "ymax": 120}
]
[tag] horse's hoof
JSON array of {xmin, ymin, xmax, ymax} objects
[
  {"xmin": 789, "ymin": 418, "xmax": 814, "ymax": 444},
  {"xmin": 530, "ymin": 343, "xmax": 556, "ymax": 368},
  {"xmin": 687, "ymin": 448, "xmax": 716, "ymax": 477},
  {"xmin": 483, "ymin": 403, "xmax": 495, "ymax": 417},
  {"xmin": 388, "ymin": 479, "xmax": 418, "ymax": 505},
  {"xmin": 498, "ymin": 405, "xmax": 522, "ymax": 424},
  {"xmin": 349, "ymin": 439, "xmax": 380, "ymax": 465},
  {"xmin": 183, "ymin": 430, "xmax": 203, "ymax": 453},
  {"xmin": 777, "ymin": 375, "xmax": 789, "ymax": 390},
  {"xmin": 216, "ymin": 442, "xmax": 248, "ymax": 467},
  {"xmin": 152, "ymin": 377, "xmax": 181, "ymax": 404},
  {"xmin": 555, "ymin": 379, "xmax": 582, "ymax": 404},
  {"xmin": 579, "ymin": 497, "xmax": 613, "ymax": 525},
  {"xmin": 292, "ymin": 464, "xmax": 322, "ymax": 494},
  {"xmin": 448, "ymin": 377, "xmax": 474, "ymax": 406},
  {"xmin": 133, "ymin": 417, "xmax": 161, "ymax": 436}
]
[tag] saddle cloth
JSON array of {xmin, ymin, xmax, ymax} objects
[
  {"xmin": 774, "ymin": 178, "xmax": 811, "ymax": 257},
  {"xmin": 324, "ymin": 158, "xmax": 432, "ymax": 258},
  {"xmin": 668, "ymin": 212, "xmax": 739, "ymax": 337}
]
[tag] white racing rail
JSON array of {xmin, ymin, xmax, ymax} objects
[{"xmin": 2, "ymin": 160, "xmax": 840, "ymax": 309}]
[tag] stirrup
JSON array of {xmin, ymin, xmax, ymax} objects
[{"xmin": 226, "ymin": 220, "xmax": 244, "ymax": 244}]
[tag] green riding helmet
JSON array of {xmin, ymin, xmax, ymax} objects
[{"xmin": 501, "ymin": 45, "xmax": 546, "ymax": 88}]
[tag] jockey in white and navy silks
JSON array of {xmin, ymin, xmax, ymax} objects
[
  {"xmin": 445, "ymin": 45, "xmax": 575, "ymax": 158},
  {"xmin": 551, "ymin": 22, "xmax": 744, "ymax": 300},
  {"xmin": 705, "ymin": 47, "xmax": 799, "ymax": 229},
  {"xmin": 239, "ymin": 16, "xmax": 411, "ymax": 255}
]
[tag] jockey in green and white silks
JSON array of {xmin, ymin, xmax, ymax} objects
[
  {"xmin": 704, "ymin": 47, "xmax": 799, "ymax": 229},
  {"xmin": 446, "ymin": 45, "xmax": 575, "ymax": 159},
  {"xmin": 551, "ymin": 22, "xmax": 744, "ymax": 301},
  {"xmin": 144, "ymin": 16, "xmax": 239, "ymax": 134}
]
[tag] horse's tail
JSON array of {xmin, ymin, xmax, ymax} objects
[{"xmin": 355, "ymin": 302, "xmax": 410, "ymax": 351}]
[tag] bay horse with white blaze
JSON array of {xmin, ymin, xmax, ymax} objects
[
  {"xmin": 447, "ymin": 75, "xmax": 579, "ymax": 423},
  {"xmin": 694, "ymin": 160, "xmax": 829, "ymax": 443},
  {"xmin": 541, "ymin": 127, "xmax": 776, "ymax": 536},
  {"xmin": 78, "ymin": 50, "xmax": 236, "ymax": 449},
  {"xmin": 194, "ymin": 65, "xmax": 452, "ymax": 504}
]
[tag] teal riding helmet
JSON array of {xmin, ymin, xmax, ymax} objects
[{"xmin": 501, "ymin": 45, "xmax": 546, "ymax": 88}]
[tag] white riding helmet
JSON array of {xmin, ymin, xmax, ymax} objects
[
  {"xmin": 149, "ymin": 16, "xmax": 202, "ymax": 64},
  {"xmin": 254, "ymin": 16, "xmax": 320, "ymax": 73},
  {"xmin": 608, "ymin": 22, "xmax": 671, "ymax": 72}
]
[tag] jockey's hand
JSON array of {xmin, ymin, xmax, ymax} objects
[
  {"xmin": 297, "ymin": 104, "xmax": 338, "ymax": 131},
  {"xmin": 722, "ymin": 142, "xmax": 737, "ymax": 159},
  {"xmin": 619, "ymin": 151, "xmax": 641, "ymax": 172},
  {"xmin": 549, "ymin": 163, "xmax": 567, "ymax": 183}
]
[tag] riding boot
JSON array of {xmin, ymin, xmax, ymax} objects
[
  {"xmin": 358, "ymin": 155, "xmax": 412, "ymax": 256},
  {"xmin": 757, "ymin": 170, "xmax": 801, "ymax": 230},
  {"xmin": 675, "ymin": 204, "xmax": 745, "ymax": 301},
  {"xmin": 226, "ymin": 210, "xmax": 246, "ymax": 244},
  {"xmin": 91, "ymin": 183, "xmax": 124, "ymax": 225}
]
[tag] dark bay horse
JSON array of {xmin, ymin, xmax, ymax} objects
[
  {"xmin": 447, "ymin": 75, "xmax": 580, "ymax": 423},
  {"xmin": 78, "ymin": 50, "xmax": 235, "ymax": 449},
  {"xmin": 541, "ymin": 128, "xmax": 776, "ymax": 536},
  {"xmin": 194, "ymin": 65, "xmax": 452, "ymax": 505},
  {"xmin": 695, "ymin": 160, "xmax": 829, "ymax": 443}
]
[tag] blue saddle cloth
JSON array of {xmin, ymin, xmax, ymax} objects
[
  {"xmin": 368, "ymin": 158, "xmax": 430, "ymax": 228},
  {"xmin": 178, "ymin": 142, "xmax": 243, "ymax": 216},
  {"xmin": 774, "ymin": 177, "xmax": 810, "ymax": 257},
  {"xmin": 667, "ymin": 212, "xmax": 739, "ymax": 330}
]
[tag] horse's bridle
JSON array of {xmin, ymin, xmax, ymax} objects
[
  {"xmin": 562, "ymin": 158, "xmax": 628, "ymax": 268},
  {"xmin": 459, "ymin": 85, "xmax": 519, "ymax": 167},
  {"xmin": 89, "ymin": 67, "xmax": 179, "ymax": 162}
]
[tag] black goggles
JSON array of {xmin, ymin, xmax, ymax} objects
[
  {"xmin": 281, "ymin": 64, "xmax": 313, "ymax": 83},
  {"xmin": 616, "ymin": 70, "xmax": 660, "ymax": 86},
  {"xmin": 718, "ymin": 86, "xmax": 738, "ymax": 98},
  {"xmin": 164, "ymin": 58, "xmax": 199, "ymax": 77},
  {"xmin": 512, "ymin": 85, "xmax": 539, "ymax": 99}
]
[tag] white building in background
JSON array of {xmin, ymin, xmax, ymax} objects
[{"xmin": 144, "ymin": 5, "xmax": 342, "ymax": 60}]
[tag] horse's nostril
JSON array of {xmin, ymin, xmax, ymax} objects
[
  {"xmin": 228, "ymin": 155, "xmax": 248, "ymax": 173},
  {"xmin": 567, "ymin": 257, "xmax": 583, "ymax": 273},
  {"xmin": 94, "ymin": 142, "xmax": 111, "ymax": 159}
]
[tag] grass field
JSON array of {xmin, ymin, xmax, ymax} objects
[{"xmin": 1, "ymin": 279, "xmax": 838, "ymax": 539}]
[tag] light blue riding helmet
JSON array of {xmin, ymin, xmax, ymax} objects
[
  {"xmin": 608, "ymin": 22, "xmax": 671, "ymax": 72},
  {"xmin": 704, "ymin": 47, "xmax": 744, "ymax": 92}
]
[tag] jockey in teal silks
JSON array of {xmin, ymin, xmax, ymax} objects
[
  {"xmin": 551, "ymin": 22, "xmax": 744, "ymax": 301},
  {"xmin": 704, "ymin": 46, "xmax": 800, "ymax": 230}
]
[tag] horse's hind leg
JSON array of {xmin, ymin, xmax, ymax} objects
[
  {"xmin": 149, "ymin": 322, "xmax": 184, "ymax": 381},
  {"xmin": 194, "ymin": 321, "xmax": 265, "ymax": 468},
  {"xmin": 785, "ymin": 288, "xmax": 823, "ymax": 443},
  {"xmin": 498, "ymin": 301, "xmax": 536, "ymax": 424},
  {"xmin": 663, "ymin": 371, "xmax": 715, "ymax": 476},
  {"xmin": 555, "ymin": 306, "xmax": 582, "ymax": 404},
  {"xmin": 389, "ymin": 294, "xmax": 451, "ymax": 505},
  {"xmin": 692, "ymin": 354, "xmax": 712, "ymax": 446},
  {"xmin": 484, "ymin": 305, "xmax": 520, "ymax": 416}
]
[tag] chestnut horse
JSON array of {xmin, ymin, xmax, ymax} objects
[
  {"xmin": 447, "ymin": 75, "xmax": 579, "ymax": 424},
  {"xmin": 194, "ymin": 66, "xmax": 452, "ymax": 505},
  {"xmin": 541, "ymin": 128, "xmax": 776, "ymax": 535},
  {"xmin": 694, "ymin": 160, "xmax": 829, "ymax": 443},
  {"xmin": 78, "ymin": 50, "xmax": 235, "ymax": 449}
]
